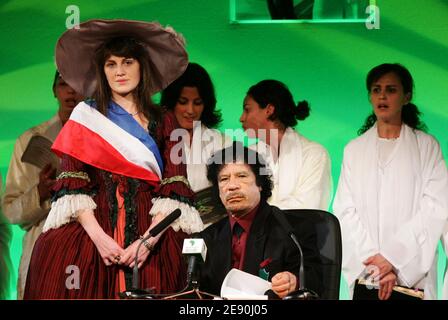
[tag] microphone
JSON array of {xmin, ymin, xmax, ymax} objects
[
  {"xmin": 130, "ymin": 208, "xmax": 182, "ymax": 293},
  {"xmin": 147, "ymin": 208, "xmax": 182, "ymax": 238},
  {"xmin": 273, "ymin": 211, "xmax": 319, "ymax": 300},
  {"xmin": 158, "ymin": 238, "xmax": 217, "ymax": 299},
  {"xmin": 182, "ymin": 238, "xmax": 207, "ymax": 288}
]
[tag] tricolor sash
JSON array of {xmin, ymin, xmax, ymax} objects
[{"xmin": 52, "ymin": 101, "xmax": 162, "ymax": 184}]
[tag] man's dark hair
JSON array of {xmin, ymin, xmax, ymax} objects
[
  {"xmin": 206, "ymin": 141, "xmax": 273, "ymax": 206},
  {"xmin": 52, "ymin": 70, "xmax": 60, "ymax": 96}
]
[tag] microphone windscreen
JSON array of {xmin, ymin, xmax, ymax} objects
[
  {"xmin": 148, "ymin": 208, "xmax": 182, "ymax": 237},
  {"xmin": 182, "ymin": 238, "xmax": 207, "ymax": 262}
]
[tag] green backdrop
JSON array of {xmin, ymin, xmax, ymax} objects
[{"xmin": 0, "ymin": 0, "xmax": 447, "ymax": 299}]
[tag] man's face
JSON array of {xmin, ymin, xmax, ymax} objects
[
  {"xmin": 54, "ymin": 77, "xmax": 84, "ymax": 120},
  {"xmin": 217, "ymin": 162, "xmax": 261, "ymax": 217}
]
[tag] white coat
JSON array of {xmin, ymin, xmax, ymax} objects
[{"xmin": 333, "ymin": 124, "xmax": 448, "ymax": 299}]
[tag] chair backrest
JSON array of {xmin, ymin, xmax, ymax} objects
[{"xmin": 283, "ymin": 209, "xmax": 342, "ymax": 300}]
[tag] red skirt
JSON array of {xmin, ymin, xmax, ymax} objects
[{"xmin": 24, "ymin": 177, "xmax": 187, "ymax": 299}]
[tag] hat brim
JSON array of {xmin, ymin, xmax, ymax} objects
[{"xmin": 55, "ymin": 19, "xmax": 188, "ymax": 97}]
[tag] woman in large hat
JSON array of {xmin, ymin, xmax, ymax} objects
[{"xmin": 24, "ymin": 19, "xmax": 204, "ymax": 299}]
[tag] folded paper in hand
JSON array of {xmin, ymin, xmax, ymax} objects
[
  {"xmin": 220, "ymin": 268, "xmax": 271, "ymax": 300},
  {"xmin": 21, "ymin": 135, "xmax": 59, "ymax": 170}
]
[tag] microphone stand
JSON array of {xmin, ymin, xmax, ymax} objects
[
  {"xmin": 163, "ymin": 280, "xmax": 218, "ymax": 300},
  {"xmin": 163, "ymin": 256, "xmax": 219, "ymax": 300},
  {"xmin": 283, "ymin": 232, "xmax": 319, "ymax": 300},
  {"xmin": 119, "ymin": 236, "xmax": 156, "ymax": 299},
  {"xmin": 273, "ymin": 211, "xmax": 319, "ymax": 300},
  {"xmin": 119, "ymin": 209, "xmax": 182, "ymax": 299}
]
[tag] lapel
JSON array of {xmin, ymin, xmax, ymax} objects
[
  {"xmin": 215, "ymin": 219, "xmax": 233, "ymax": 279},
  {"xmin": 243, "ymin": 201, "xmax": 270, "ymax": 275}
]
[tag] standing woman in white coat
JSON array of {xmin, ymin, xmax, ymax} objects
[
  {"xmin": 333, "ymin": 63, "xmax": 448, "ymax": 300},
  {"xmin": 240, "ymin": 79, "xmax": 332, "ymax": 211}
]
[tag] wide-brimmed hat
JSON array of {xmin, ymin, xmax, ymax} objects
[{"xmin": 55, "ymin": 19, "xmax": 188, "ymax": 97}]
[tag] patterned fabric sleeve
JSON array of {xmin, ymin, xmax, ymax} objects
[
  {"xmin": 43, "ymin": 154, "xmax": 96, "ymax": 232},
  {"xmin": 150, "ymin": 111, "xmax": 204, "ymax": 234}
]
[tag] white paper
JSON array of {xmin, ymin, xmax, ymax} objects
[{"xmin": 220, "ymin": 268, "xmax": 271, "ymax": 300}]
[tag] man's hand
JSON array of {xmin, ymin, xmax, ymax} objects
[
  {"xmin": 271, "ymin": 271, "xmax": 297, "ymax": 299},
  {"xmin": 38, "ymin": 163, "xmax": 56, "ymax": 203}
]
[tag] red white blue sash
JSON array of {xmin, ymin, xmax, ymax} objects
[{"xmin": 52, "ymin": 102, "xmax": 162, "ymax": 184}]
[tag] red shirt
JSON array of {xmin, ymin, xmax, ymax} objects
[{"xmin": 229, "ymin": 204, "xmax": 259, "ymax": 270}]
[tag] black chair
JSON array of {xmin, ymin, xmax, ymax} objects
[{"xmin": 284, "ymin": 209, "xmax": 342, "ymax": 300}]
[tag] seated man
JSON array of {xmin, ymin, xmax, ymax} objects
[{"xmin": 198, "ymin": 142, "xmax": 322, "ymax": 298}]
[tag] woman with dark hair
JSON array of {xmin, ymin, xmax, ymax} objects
[
  {"xmin": 161, "ymin": 62, "xmax": 222, "ymax": 131},
  {"xmin": 333, "ymin": 63, "xmax": 448, "ymax": 300},
  {"xmin": 240, "ymin": 79, "xmax": 332, "ymax": 211},
  {"xmin": 161, "ymin": 62, "xmax": 231, "ymax": 226},
  {"xmin": 358, "ymin": 63, "xmax": 427, "ymax": 135},
  {"xmin": 24, "ymin": 20, "xmax": 203, "ymax": 299}
]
